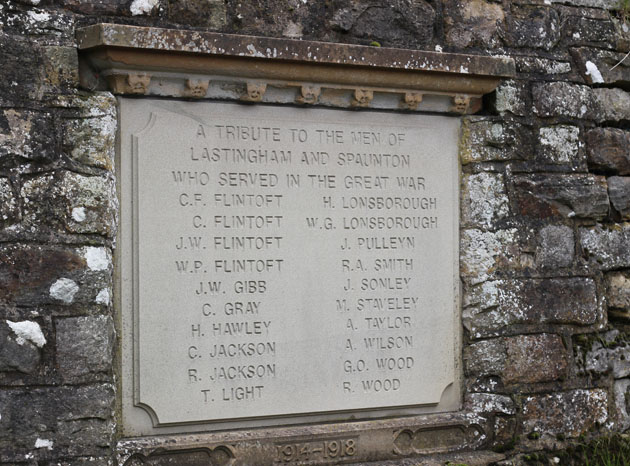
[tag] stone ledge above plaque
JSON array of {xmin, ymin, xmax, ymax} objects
[{"xmin": 77, "ymin": 23, "xmax": 514, "ymax": 114}]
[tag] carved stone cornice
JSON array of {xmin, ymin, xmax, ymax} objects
[{"xmin": 77, "ymin": 23, "xmax": 514, "ymax": 114}]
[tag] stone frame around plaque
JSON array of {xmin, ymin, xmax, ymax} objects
[{"xmin": 78, "ymin": 24, "xmax": 515, "ymax": 464}]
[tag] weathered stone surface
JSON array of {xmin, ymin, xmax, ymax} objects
[
  {"xmin": 0, "ymin": 384, "xmax": 114, "ymax": 457},
  {"xmin": 562, "ymin": 14, "xmax": 616, "ymax": 49},
  {"xmin": 461, "ymin": 172, "xmax": 509, "ymax": 229},
  {"xmin": 62, "ymin": 113, "xmax": 116, "ymax": 171},
  {"xmin": 0, "ymin": 6, "xmax": 74, "ymax": 42},
  {"xmin": 521, "ymin": 389, "xmax": 608, "ymax": 437},
  {"xmin": 510, "ymin": 174, "xmax": 609, "ymax": 220},
  {"xmin": 41, "ymin": 46, "xmax": 79, "ymax": 94},
  {"xmin": 493, "ymin": 80, "xmax": 530, "ymax": 116},
  {"xmin": 505, "ymin": 334, "xmax": 568, "ymax": 384},
  {"xmin": 460, "ymin": 229, "xmax": 519, "ymax": 284},
  {"xmin": 0, "ymin": 178, "xmax": 19, "ymax": 227},
  {"xmin": 56, "ymin": 316, "xmax": 115, "ymax": 383},
  {"xmin": 536, "ymin": 225, "xmax": 574, "ymax": 268},
  {"xmin": 465, "ymin": 393, "xmax": 516, "ymax": 415},
  {"xmin": 460, "ymin": 117, "xmax": 529, "ymax": 163},
  {"xmin": 593, "ymin": 88, "xmax": 630, "ymax": 122},
  {"xmin": 580, "ymin": 334, "xmax": 630, "ymax": 379},
  {"xmin": 572, "ymin": 47, "xmax": 630, "ymax": 86},
  {"xmin": 537, "ymin": 125, "xmax": 580, "ymax": 164},
  {"xmin": 532, "ymin": 82, "xmax": 595, "ymax": 119},
  {"xmin": 580, "ymin": 223, "xmax": 630, "ymax": 269},
  {"xmin": 0, "ymin": 109, "xmax": 56, "ymax": 162},
  {"xmin": 586, "ymin": 127, "xmax": 630, "ymax": 175},
  {"xmin": 464, "ymin": 278, "xmax": 599, "ymax": 337},
  {"xmin": 21, "ymin": 171, "xmax": 117, "ymax": 236},
  {"xmin": 608, "ymin": 176, "xmax": 630, "ymax": 219},
  {"xmin": 0, "ymin": 321, "xmax": 43, "ymax": 374},
  {"xmin": 337, "ymin": 0, "xmax": 436, "ymax": 47},
  {"xmin": 464, "ymin": 339, "xmax": 505, "ymax": 374},
  {"xmin": 613, "ymin": 378, "xmax": 630, "ymax": 431},
  {"xmin": 465, "ymin": 334, "xmax": 568, "ymax": 384},
  {"xmin": 0, "ymin": 244, "xmax": 112, "ymax": 307},
  {"xmin": 168, "ymin": 0, "xmax": 226, "ymax": 29},
  {"xmin": 51, "ymin": 93, "xmax": 117, "ymax": 119},
  {"xmin": 606, "ymin": 271, "xmax": 630, "ymax": 310},
  {"xmin": 443, "ymin": 0, "xmax": 504, "ymax": 48},
  {"xmin": 55, "ymin": 0, "xmax": 128, "ymax": 15},
  {"xmin": 501, "ymin": 5, "xmax": 560, "ymax": 50},
  {"xmin": 514, "ymin": 56, "xmax": 571, "ymax": 75},
  {"xmin": 548, "ymin": 0, "xmax": 618, "ymax": 7}
]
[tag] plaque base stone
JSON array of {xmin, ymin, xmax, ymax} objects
[{"xmin": 117, "ymin": 412, "xmax": 491, "ymax": 465}]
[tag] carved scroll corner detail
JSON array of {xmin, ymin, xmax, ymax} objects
[
  {"xmin": 401, "ymin": 92, "xmax": 423, "ymax": 110},
  {"xmin": 121, "ymin": 446, "xmax": 236, "ymax": 466},
  {"xmin": 452, "ymin": 94, "xmax": 471, "ymax": 114},
  {"xmin": 122, "ymin": 454, "xmax": 146, "ymax": 466},
  {"xmin": 295, "ymin": 85, "xmax": 321, "ymax": 104},
  {"xmin": 242, "ymin": 82, "xmax": 267, "ymax": 102},
  {"xmin": 351, "ymin": 88, "xmax": 373, "ymax": 107},
  {"xmin": 185, "ymin": 78, "xmax": 210, "ymax": 98}
]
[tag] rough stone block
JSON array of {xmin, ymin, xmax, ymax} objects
[
  {"xmin": 460, "ymin": 117, "xmax": 529, "ymax": 163},
  {"xmin": 514, "ymin": 56, "xmax": 571, "ymax": 75},
  {"xmin": 0, "ymin": 7, "xmax": 74, "ymax": 42},
  {"xmin": 342, "ymin": 0, "xmax": 436, "ymax": 47},
  {"xmin": 461, "ymin": 172, "xmax": 509, "ymax": 229},
  {"xmin": 548, "ymin": 0, "xmax": 618, "ymax": 7},
  {"xmin": 465, "ymin": 334, "xmax": 568, "ymax": 384},
  {"xmin": 21, "ymin": 171, "xmax": 117, "ymax": 237},
  {"xmin": 0, "ymin": 109, "xmax": 56, "ymax": 161},
  {"xmin": 168, "ymin": 0, "xmax": 227, "ymax": 28},
  {"xmin": 537, "ymin": 125, "xmax": 580, "ymax": 164},
  {"xmin": 0, "ymin": 320, "xmax": 44, "ymax": 374},
  {"xmin": 62, "ymin": 113, "xmax": 116, "ymax": 171},
  {"xmin": 593, "ymin": 88, "xmax": 630, "ymax": 122},
  {"xmin": 464, "ymin": 339, "xmax": 505, "ymax": 375},
  {"xmin": 608, "ymin": 176, "xmax": 630, "ymax": 219},
  {"xmin": 57, "ymin": 0, "xmax": 128, "ymax": 15},
  {"xmin": 532, "ymin": 82, "xmax": 595, "ymax": 119},
  {"xmin": 521, "ymin": 389, "xmax": 608, "ymax": 437},
  {"xmin": 51, "ymin": 93, "xmax": 117, "ymax": 119},
  {"xmin": 586, "ymin": 127, "xmax": 630, "ymax": 175},
  {"xmin": 464, "ymin": 393, "xmax": 516, "ymax": 415},
  {"xmin": 502, "ymin": 5, "xmax": 560, "ymax": 50},
  {"xmin": 580, "ymin": 223, "xmax": 630, "ymax": 270},
  {"xmin": 0, "ymin": 384, "xmax": 114, "ymax": 453},
  {"xmin": 41, "ymin": 46, "xmax": 79, "ymax": 94},
  {"xmin": 492, "ymin": 80, "xmax": 530, "ymax": 116},
  {"xmin": 0, "ymin": 178, "xmax": 19, "ymax": 227},
  {"xmin": 580, "ymin": 331, "xmax": 630, "ymax": 379},
  {"xmin": 613, "ymin": 379, "xmax": 630, "ymax": 431},
  {"xmin": 572, "ymin": 47, "xmax": 630, "ymax": 86},
  {"xmin": 0, "ymin": 244, "xmax": 112, "ymax": 307},
  {"xmin": 56, "ymin": 316, "xmax": 115, "ymax": 382},
  {"xmin": 460, "ymin": 229, "xmax": 519, "ymax": 284},
  {"xmin": 606, "ymin": 271, "xmax": 630, "ymax": 310},
  {"xmin": 562, "ymin": 15, "xmax": 616, "ymax": 49},
  {"xmin": 504, "ymin": 334, "xmax": 568, "ymax": 384},
  {"xmin": 464, "ymin": 278, "xmax": 599, "ymax": 337},
  {"xmin": 535, "ymin": 225, "xmax": 574, "ymax": 268},
  {"xmin": 443, "ymin": 0, "xmax": 504, "ymax": 48},
  {"xmin": 510, "ymin": 174, "xmax": 609, "ymax": 220}
]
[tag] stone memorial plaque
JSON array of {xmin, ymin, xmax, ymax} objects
[{"xmin": 119, "ymin": 98, "xmax": 460, "ymax": 434}]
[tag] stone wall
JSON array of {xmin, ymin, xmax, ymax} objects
[{"xmin": 1, "ymin": 0, "xmax": 629, "ymax": 464}]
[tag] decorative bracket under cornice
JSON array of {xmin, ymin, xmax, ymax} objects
[{"xmin": 76, "ymin": 24, "xmax": 515, "ymax": 114}]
